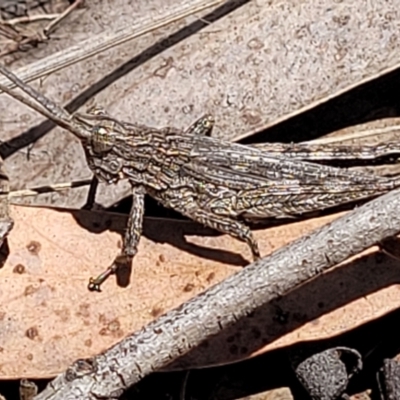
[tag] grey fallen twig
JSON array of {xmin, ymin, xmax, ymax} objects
[{"xmin": 34, "ymin": 187, "xmax": 400, "ymax": 399}]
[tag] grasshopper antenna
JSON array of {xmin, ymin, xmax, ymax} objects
[{"xmin": 0, "ymin": 64, "xmax": 90, "ymax": 140}]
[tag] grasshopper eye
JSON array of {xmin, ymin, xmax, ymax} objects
[{"xmin": 91, "ymin": 126, "xmax": 114, "ymax": 153}]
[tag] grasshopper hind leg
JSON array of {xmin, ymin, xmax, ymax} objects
[{"xmin": 184, "ymin": 208, "xmax": 260, "ymax": 261}]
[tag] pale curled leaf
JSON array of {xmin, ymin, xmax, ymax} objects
[
  {"xmin": 3, "ymin": 0, "xmax": 400, "ymax": 140},
  {"xmin": 3, "ymin": 0, "xmax": 400, "ymax": 211},
  {"xmin": 1, "ymin": 204, "xmax": 400, "ymax": 380}
]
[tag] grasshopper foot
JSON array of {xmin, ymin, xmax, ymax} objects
[{"xmin": 88, "ymin": 254, "xmax": 133, "ymax": 292}]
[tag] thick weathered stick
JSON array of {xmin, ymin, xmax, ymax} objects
[{"xmin": 34, "ymin": 187, "xmax": 400, "ymax": 400}]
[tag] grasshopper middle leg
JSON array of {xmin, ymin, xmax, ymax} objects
[{"xmin": 88, "ymin": 185, "xmax": 145, "ymax": 291}]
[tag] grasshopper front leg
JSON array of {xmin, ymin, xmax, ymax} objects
[
  {"xmin": 88, "ymin": 185, "xmax": 145, "ymax": 291},
  {"xmin": 82, "ymin": 176, "xmax": 99, "ymax": 210}
]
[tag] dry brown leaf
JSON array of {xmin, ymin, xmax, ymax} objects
[{"xmin": 1, "ymin": 205, "xmax": 400, "ymax": 379}]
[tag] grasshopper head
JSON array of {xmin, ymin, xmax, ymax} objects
[
  {"xmin": 76, "ymin": 106, "xmax": 118, "ymax": 154},
  {"xmin": 83, "ymin": 123, "xmax": 123, "ymax": 184}
]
